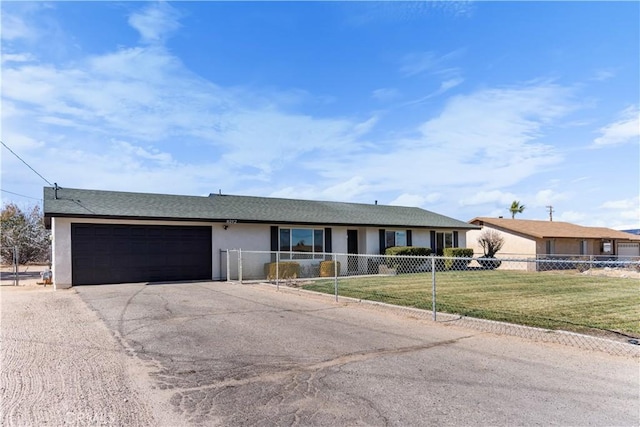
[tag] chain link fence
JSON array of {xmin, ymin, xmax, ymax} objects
[
  {"xmin": 0, "ymin": 246, "xmax": 20, "ymax": 286},
  {"xmin": 225, "ymin": 250, "xmax": 640, "ymax": 356}
]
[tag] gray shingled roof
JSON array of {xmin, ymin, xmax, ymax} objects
[{"xmin": 43, "ymin": 186, "xmax": 478, "ymax": 229}]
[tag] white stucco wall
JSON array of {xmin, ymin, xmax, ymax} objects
[
  {"xmin": 457, "ymin": 232, "xmax": 467, "ymax": 249},
  {"xmin": 364, "ymin": 229, "xmax": 379, "ymax": 254},
  {"xmin": 332, "ymin": 227, "xmax": 350, "ymax": 254},
  {"xmin": 51, "ymin": 216, "xmax": 475, "ymax": 287},
  {"xmin": 51, "ymin": 217, "xmax": 72, "ymax": 289},
  {"xmin": 412, "ymin": 229, "xmax": 430, "ymax": 248}
]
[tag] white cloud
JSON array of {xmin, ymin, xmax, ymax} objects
[
  {"xmin": 459, "ymin": 190, "xmax": 516, "ymax": 207},
  {"xmin": 321, "ymin": 177, "xmax": 372, "ymax": 201},
  {"xmin": 113, "ymin": 140, "xmax": 175, "ymax": 166},
  {"xmin": 593, "ymin": 106, "xmax": 640, "ymax": 147},
  {"xmin": 439, "ymin": 77, "xmax": 464, "ymax": 93},
  {"xmin": 398, "ymin": 50, "xmax": 465, "ymax": 102},
  {"xmin": 1, "ymin": 52, "xmax": 35, "ymax": 63},
  {"xmin": 400, "ymin": 49, "xmax": 464, "ymax": 77},
  {"xmin": 555, "ymin": 210, "xmax": 587, "ymax": 224},
  {"xmin": 533, "ymin": 189, "xmax": 568, "ymax": 207},
  {"xmin": 600, "ymin": 196, "xmax": 639, "ymax": 210},
  {"xmin": 297, "ymin": 82, "xmax": 577, "ymax": 220},
  {"xmin": 591, "ymin": 69, "xmax": 616, "ymax": 82},
  {"xmin": 389, "ymin": 193, "xmax": 441, "ymax": 207},
  {"xmin": 128, "ymin": 2, "xmax": 182, "ymax": 44},
  {"xmin": 1, "ymin": 2, "xmax": 597, "ymax": 229},
  {"xmin": 372, "ymin": 88, "xmax": 400, "ymax": 102},
  {"xmin": 1, "ymin": 12, "xmax": 34, "ymax": 41}
]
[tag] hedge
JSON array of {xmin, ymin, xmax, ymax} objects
[
  {"xmin": 384, "ymin": 247, "xmax": 432, "ymax": 273},
  {"xmin": 264, "ymin": 262, "xmax": 300, "ymax": 280},
  {"xmin": 443, "ymin": 248, "xmax": 474, "ymax": 270},
  {"xmin": 385, "ymin": 246, "xmax": 432, "ymax": 256}
]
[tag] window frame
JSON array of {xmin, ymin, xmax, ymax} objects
[
  {"xmin": 385, "ymin": 230, "xmax": 407, "ymax": 249},
  {"xmin": 279, "ymin": 227, "xmax": 325, "ymax": 260}
]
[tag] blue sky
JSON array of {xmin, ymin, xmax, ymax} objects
[{"xmin": 2, "ymin": 1, "xmax": 638, "ymax": 229}]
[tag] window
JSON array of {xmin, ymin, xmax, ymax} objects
[
  {"xmin": 546, "ymin": 240, "xmax": 555, "ymax": 255},
  {"xmin": 580, "ymin": 240, "xmax": 587, "ymax": 255},
  {"xmin": 385, "ymin": 230, "xmax": 407, "ymax": 248},
  {"xmin": 279, "ymin": 228, "xmax": 324, "ymax": 259}
]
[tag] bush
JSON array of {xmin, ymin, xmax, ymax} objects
[
  {"xmin": 319, "ymin": 261, "xmax": 340, "ymax": 277},
  {"xmin": 384, "ymin": 247, "xmax": 432, "ymax": 273},
  {"xmin": 264, "ymin": 262, "xmax": 300, "ymax": 280},
  {"xmin": 443, "ymin": 248, "xmax": 474, "ymax": 270},
  {"xmin": 385, "ymin": 247, "xmax": 432, "ymax": 256},
  {"xmin": 477, "ymin": 257, "xmax": 502, "ymax": 270}
]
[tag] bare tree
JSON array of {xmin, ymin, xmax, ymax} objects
[
  {"xmin": 477, "ymin": 229, "xmax": 504, "ymax": 258},
  {"xmin": 1, "ymin": 203, "xmax": 50, "ymax": 264}
]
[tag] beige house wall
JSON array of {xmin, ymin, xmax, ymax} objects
[
  {"xmin": 466, "ymin": 225, "xmax": 536, "ymax": 258},
  {"xmin": 536, "ymin": 238, "xmax": 620, "ymax": 257}
]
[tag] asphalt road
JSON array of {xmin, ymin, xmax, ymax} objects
[{"xmin": 77, "ymin": 281, "xmax": 640, "ymax": 426}]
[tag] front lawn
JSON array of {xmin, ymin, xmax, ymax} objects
[{"xmin": 303, "ymin": 270, "xmax": 640, "ymax": 337}]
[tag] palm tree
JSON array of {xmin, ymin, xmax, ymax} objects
[{"xmin": 509, "ymin": 200, "xmax": 525, "ymax": 219}]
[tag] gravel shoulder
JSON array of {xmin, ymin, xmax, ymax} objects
[{"xmin": 0, "ymin": 282, "xmax": 165, "ymax": 426}]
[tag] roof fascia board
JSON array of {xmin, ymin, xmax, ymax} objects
[
  {"xmin": 44, "ymin": 213, "xmax": 479, "ymax": 230},
  {"xmin": 482, "ymin": 222, "xmax": 541, "ymax": 240}
]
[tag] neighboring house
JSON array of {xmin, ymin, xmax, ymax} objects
[
  {"xmin": 467, "ymin": 217, "xmax": 640, "ymax": 260},
  {"xmin": 43, "ymin": 187, "xmax": 478, "ymax": 288}
]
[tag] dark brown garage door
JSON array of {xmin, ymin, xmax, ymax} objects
[{"xmin": 71, "ymin": 224, "xmax": 212, "ymax": 285}]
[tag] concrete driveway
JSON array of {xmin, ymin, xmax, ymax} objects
[{"xmin": 77, "ymin": 281, "xmax": 639, "ymax": 426}]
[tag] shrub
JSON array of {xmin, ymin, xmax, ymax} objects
[
  {"xmin": 319, "ymin": 261, "xmax": 340, "ymax": 277},
  {"xmin": 477, "ymin": 257, "xmax": 502, "ymax": 270},
  {"xmin": 384, "ymin": 246, "xmax": 432, "ymax": 256},
  {"xmin": 443, "ymin": 248, "xmax": 474, "ymax": 270},
  {"xmin": 385, "ymin": 247, "xmax": 432, "ymax": 273},
  {"xmin": 264, "ymin": 262, "xmax": 300, "ymax": 280}
]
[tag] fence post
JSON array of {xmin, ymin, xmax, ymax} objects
[
  {"xmin": 333, "ymin": 253, "xmax": 338, "ymax": 302},
  {"xmin": 238, "ymin": 248, "xmax": 242, "ymax": 283},
  {"xmin": 276, "ymin": 251, "xmax": 280, "ymax": 291},
  {"xmin": 431, "ymin": 255, "xmax": 436, "ymax": 321},
  {"xmin": 226, "ymin": 249, "xmax": 230, "ymax": 282},
  {"xmin": 14, "ymin": 246, "xmax": 19, "ymax": 287}
]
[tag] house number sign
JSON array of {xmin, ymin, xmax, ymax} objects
[{"xmin": 226, "ymin": 220, "xmax": 238, "ymax": 224}]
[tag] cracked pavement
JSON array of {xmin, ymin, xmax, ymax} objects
[{"xmin": 76, "ymin": 281, "xmax": 639, "ymax": 426}]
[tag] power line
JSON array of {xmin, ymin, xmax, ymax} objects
[
  {"xmin": 0, "ymin": 140, "xmax": 53, "ymax": 186},
  {"xmin": 0, "ymin": 189, "xmax": 43, "ymax": 202}
]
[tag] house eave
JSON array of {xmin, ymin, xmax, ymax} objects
[{"xmin": 44, "ymin": 212, "xmax": 480, "ymax": 231}]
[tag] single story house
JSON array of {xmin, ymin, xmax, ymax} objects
[
  {"xmin": 44, "ymin": 187, "xmax": 478, "ymax": 288},
  {"xmin": 466, "ymin": 217, "xmax": 640, "ymax": 260}
]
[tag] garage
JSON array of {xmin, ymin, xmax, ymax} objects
[
  {"xmin": 617, "ymin": 242, "xmax": 640, "ymax": 258},
  {"xmin": 71, "ymin": 224, "xmax": 212, "ymax": 285}
]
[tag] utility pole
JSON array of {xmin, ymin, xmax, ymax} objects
[{"xmin": 546, "ymin": 205, "xmax": 554, "ymax": 222}]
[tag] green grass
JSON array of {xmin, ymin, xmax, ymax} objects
[{"xmin": 303, "ymin": 270, "xmax": 640, "ymax": 337}]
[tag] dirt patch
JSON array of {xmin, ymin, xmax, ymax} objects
[
  {"xmin": 0, "ymin": 265, "xmax": 50, "ymax": 287},
  {"xmin": 579, "ymin": 267, "xmax": 640, "ymax": 279},
  {"xmin": 0, "ymin": 284, "xmax": 161, "ymax": 426}
]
